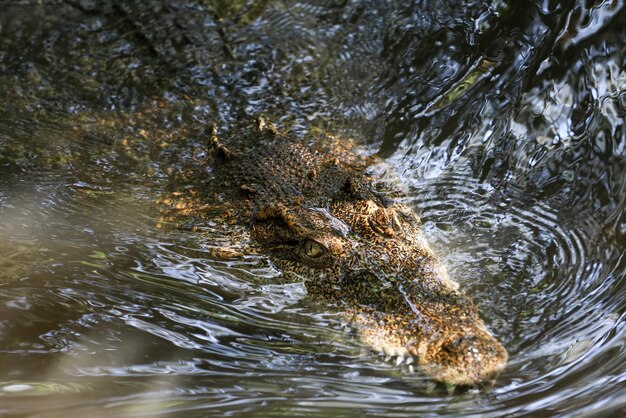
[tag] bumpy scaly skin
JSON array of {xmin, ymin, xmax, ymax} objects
[{"xmin": 163, "ymin": 121, "xmax": 508, "ymax": 385}]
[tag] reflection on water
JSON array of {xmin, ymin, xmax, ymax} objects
[{"xmin": 0, "ymin": 0, "xmax": 625, "ymax": 416}]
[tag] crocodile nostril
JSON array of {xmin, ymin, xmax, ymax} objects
[
  {"xmin": 441, "ymin": 334, "xmax": 491, "ymax": 357},
  {"xmin": 440, "ymin": 335, "xmax": 484, "ymax": 359},
  {"xmin": 441, "ymin": 336, "xmax": 464, "ymax": 352}
]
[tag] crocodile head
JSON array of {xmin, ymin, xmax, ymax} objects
[{"xmin": 251, "ymin": 196, "xmax": 508, "ymax": 386}]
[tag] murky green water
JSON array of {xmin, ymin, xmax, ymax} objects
[{"xmin": 0, "ymin": 1, "xmax": 625, "ymax": 416}]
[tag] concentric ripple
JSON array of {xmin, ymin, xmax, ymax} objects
[{"xmin": 0, "ymin": 0, "xmax": 625, "ymax": 417}]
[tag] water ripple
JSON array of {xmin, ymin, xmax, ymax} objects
[{"xmin": 0, "ymin": 0, "xmax": 625, "ymax": 417}]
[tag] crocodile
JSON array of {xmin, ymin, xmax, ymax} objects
[{"xmin": 159, "ymin": 120, "xmax": 508, "ymax": 386}]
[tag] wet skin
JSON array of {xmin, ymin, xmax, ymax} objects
[{"xmin": 160, "ymin": 121, "xmax": 508, "ymax": 386}]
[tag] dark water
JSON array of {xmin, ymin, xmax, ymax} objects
[{"xmin": 0, "ymin": 1, "xmax": 625, "ymax": 416}]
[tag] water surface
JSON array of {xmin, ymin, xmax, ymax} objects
[{"xmin": 0, "ymin": 1, "xmax": 625, "ymax": 416}]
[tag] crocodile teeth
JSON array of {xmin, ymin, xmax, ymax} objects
[
  {"xmin": 395, "ymin": 355, "xmax": 404, "ymax": 366},
  {"xmin": 396, "ymin": 347, "xmax": 408, "ymax": 356},
  {"xmin": 408, "ymin": 364, "xmax": 415, "ymax": 374},
  {"xmin": 405, "ymin": 356, "xmax": 415, "ymax": 365},
  {"xmin": 383, "ymin": 346, "xmax": 396, "ymax": 357},
  {"xmin": 384, "ymin": 355, "xmax": 392, "ymax": 362}
]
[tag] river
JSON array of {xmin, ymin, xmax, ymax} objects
[{"xmin": 0, "ymin": 1, "xmax": 625, "ymax": 416}]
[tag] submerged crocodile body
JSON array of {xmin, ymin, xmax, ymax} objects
[{"xmin": 161, "ymin": 120, "xmax": 508, "ymax": 386}]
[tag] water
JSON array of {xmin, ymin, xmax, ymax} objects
[{"xmin": 0, "ymin": 0, "xmax": 625, "ymax": 416}]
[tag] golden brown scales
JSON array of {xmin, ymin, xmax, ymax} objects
[{"xmin": 159, "ymin": 119, "xmax": 508, "ymax": 386}]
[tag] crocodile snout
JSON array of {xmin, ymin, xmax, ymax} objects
[{"xmin": 418, "ymin": 331, "xmax": 508, "ymax": 386}]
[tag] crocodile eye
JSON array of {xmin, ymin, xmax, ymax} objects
[{"xmin": 304, "ymin": 240, "xmax": 323, "ymax": 258}]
